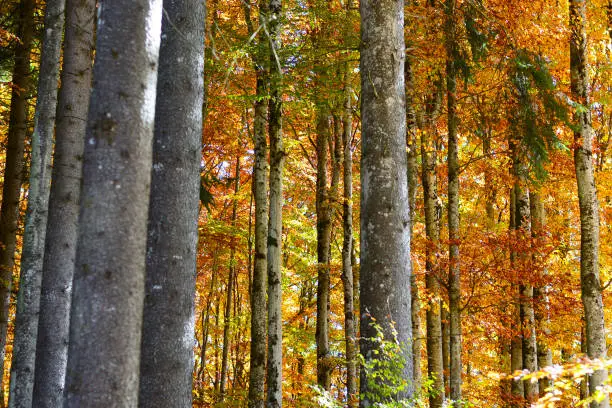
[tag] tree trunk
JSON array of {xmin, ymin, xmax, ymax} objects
[
  {"xmin": 220, "ymin": 158, "xmax": 240, "ymax": 400},
  {"xmin": 570, "ymin": 1, "xmax": 609, "ymax": 406},
  {"xmin": 62, "ymin": 0, "xmax": 163, "ymax": 404},
  {"xmin": 508, "ymin": 185, "xmax": 524, "ymax": 406},
  {"xmin": 359, "ymin": 0, "xmax": 412, "ymax": 404},
  {"xmin": 266, "ymin": 1, "xmax": 284, "ymax": 405},
  {"xmin": 530, "ymin": 191, "xmax": 552, "ymax": 395},
  {"xmin": 315, "ymin": 107, "xmax": 332, "ymax": 390},
  {"xmin": 421, "ymin": 84, "xmax": 445, "ymax": 408},
  {"xmin": 515, "ymin": 181, "xmax": 538, "ymax": 402},
  {"xmin": 31, "ymin": 0, "xmax": 95, "ymax": 404},
  {"xmin": 341, "ymin": 51, "xmax": 357, "ymax": 406},
  {"xmin": 445, "ymin": 0, "xmax": 462, "ymax": 403},
  {"xmin": 0, "ymin": 2, "xmax": 35, "ymax": 404},
  {"xmin": 8, "ymin": 0, "xmax": 64, "ymax": 405},
  {"xmin": 138, "ymin": 0, "xmax": 204, "ymax": 405},
  {"xmin": 245, "ymin": 1, "xmax": 269, "ymax": 406},
  {"xmin": 405, "ymin": 33, "xmax": 422, "ymax": 397}
]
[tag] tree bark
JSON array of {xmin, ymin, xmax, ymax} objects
[
  {"xmin": 220, "ymin": 158, "xmax": 240, "ymax": 400},
  {"xmin": 31, "ymin": 0, "xmax": 95, "ymax": 404},
  {"xmin": 359, "ymin": 0, "xmax": 412, "ymax": 404},
  {"xmin": 445, "ymin": 0, "xmax": 462, "ymax": 403},
  {"xmin": 244, "ymin": 1, "xmax": 269, "ymax": 405},
  {"xmin": 421, "ymin": 83, "xmax": 445, "ymax": 408},
  {"xmin": 62, "ymin": 0, "xmax": 163, "ymax": 404},
  {"xmin": 530, "ymin": 191, "xmax": 552, "ymax": 395},
  {"xmin": 8, "ymin": 0, "xmax": 64, "ymax": 405},
  {"xmin": 0, "ymin": 2, "xmax": 35, "ymax": 403},
  {"xmin": 570, "ymin": 1, "xmax": 609, "ymax": 406},
  {"xmin": 341, "ymin": 83, "xmax": 357, "ymax": 405},
  {"xmin": 266, "ymin": 1, "xmax": 284, "ymax": 405},
  {"xmin": 404, "ymin": 28, "xmax": 423, "ymax": 397},
  {"xmin": 315, "ymin": 107, "xmax": 332, "ymax": 390},
  {"xmin": 508, "ymin": 184, "xmax": 524, "ymax": 406},
  {"xmin": 138, "ymin": 0, "xmax": 204, "ymax": 405}
]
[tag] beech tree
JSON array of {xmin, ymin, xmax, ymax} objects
[
  {"xmin": 138, "ymin": 0, "xmax": 205, "ymax": 405},
  {"xmin": 62, "ymin": 0, "xmax": 163, "ymax": 404},
  {"xmin": 0, "ymin": 2, "xmax": 34, "ymax": 403},
  {"xmin": 570, "ymin": 0, "xmax": 608, "ymax": 406},
  {"xmin": 9, "ymin": 0, "xmax": 64, "ymax": 404},
  {"xmin": 359, "ymin": 0, "xmax": 412, "ymax": 405},
  {"xmin": 32, "ymin": 0, "xmax": 96, "ymax": 404}
]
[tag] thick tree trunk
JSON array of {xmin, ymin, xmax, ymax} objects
[
  {"xmin": 421, "ymin": 85, "xmax": 445, "ymax": 408},
  {"xmin": 570, "ymin": 1, "xmax": 609, "ymax": 407},
  {"xmin": 315, "ymin": 108, "xmax": 332, "ymax": 390},
  {"xmin": 245, "ymin": 2, "xmax": 269, "ymax": 406},
  {"xmin": 8, "ymin": 0, "xmax": 64, "ymax": 405},
  {"xmin": 530, "ymin": 191, "xmax": 552, "ymax": 395},
  {"xmin": 0, "ymin": 2, "xmax": 35, "ymax": 403},
  {"xmin": 359, "ymin": 0, "xmax": 412, "ymax": 405},
  {"xmin": 62, "ymin": 0, "xmax": 163, "ymax": 404},
  {"xmin": 445, "ymin": 0, "xmax": 462, "ymax": 403},
  {"xmin": 138, "ymin": 0, "xmax": 204, "ymax": 405},
  {"xmin": 31, "ymin": 0, "xmax": 95, "ymax": 404},
  {"xmin": 220, "ymin": 158, "xmax": 240, "ymax": 400}
]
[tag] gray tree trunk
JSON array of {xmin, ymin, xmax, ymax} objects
[
  {"xmin": 445, "ymin": 0, "xmax": 462, "ymax": 403},
  {"xmin": 421, "ymin": 85, "xmax": 445, "ymax": 408},
  {"xmin": 266, "ymin": 1, "xmax": 284, "ymax": 405},
  {"xmin": 8, "ymin": 0, "xmax": 65, "ymax": 405},
  {"xmin": 515, "ymin": 181, "xmax": 538, "ymax": 402},
  {"xmin": 0, "ymin": 2, "xmax": 35, "ymax": 404},
  {"xmin": 244, "ymin": 2, "xmax": 269, "ymax": 406},
  {"xmin": 404, "ymin": 29, "xmax": 422, "ymax": 396},
  {"xmin": 62, "ymin": 0, "xmax": 163, "ymax": 404},
  {"xmin": 359, "ymin": 0, "xmax": 412, "ymax": 405},
  {"xmin": 530, "ymin": 191, "xmax": 552, "ymax": 395},
  {"xmin": 8, "ymin": 0, "xmax": 64, "ymax": 405},
  {"xmin": 31, "ymin": 0, "xmax": 95, "ymax": 404},
  {"xmin": 570, "ymin": 1, "xmax": 609, "ymax": 407},
  {"xmin": 316, "ymin": 108, "xmax": 333, "ymax": 390},
  {"xmin": 508, "ymin": 186, "xmax": 524, "ymax": 405},
  {"xmin": 341, "ymin": 74, "xmax": 357, "ymax": 406},
  {"xmin": 220, "ymin": 158, "xmax": 240, "ymax": 400},
  {"xmin": 138, "ymin": 0, "xmax": 205, "ymax": 405}
]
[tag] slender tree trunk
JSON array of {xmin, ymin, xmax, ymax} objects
[
  {"xmin": 315, "ymin": 108, "xmax": 333, "ymax": 390},
  {"xmin": 8, "ymin": 0, "xmax": 64, "ymax": 405},
  {"xmin": 31, "ymin": 0, "xmax": 95, "ymax": 404},
  {"xmin": 405, "ymin": 34, "xmax": 422, "ymax": 396},
  {"xmin": 341, "ymin": 57, "xmax": 357, "ymax": 407},
  {"xmin": 198, "ymin": 252, "xmax": 220, "ymax": 385},
  {"xmin": 530, "ymin": 191, "xmax": 552, "ymax": 395},
  {"xmin": 266, "ymin": 1, "xmax": 284, "ymax": 405},
  {"xmin": 245, "ymin": 2, "xmax": 269, "ymax": 405},
  {"xmin": 570, "ymin": 1, "xmax": 609, "ymax": 406},
  {"xmin": 62, "ymin": 0, "xmax": 163, "ymax": 404},
  {"xmin": 421, "ymin": 85, "xmax": 445, "ymax": 408},
  {"xmin": 445, "ymin": 0, "xmax": 462, "ymax": 403},
  {"xmin": 0, "ymin": 3, "xmax": 35, "ymax": 404},
  {"xmin": 359, "ymin": 0, "xmax": 412, "ymax": 404},
  {"xmin": 508, "ymin": 184, "xmax": 524, "ymax": 405},
  {"xmin": 515, "ymin": 182, "xmax": 538, "ymax": 402},
  {"xmin": 138, "ymin": 0, "xmax": 204, "ymax": 405},
  {"xmin": 220, "ymin": 158, "xmax": 240, "ymax": 400}
]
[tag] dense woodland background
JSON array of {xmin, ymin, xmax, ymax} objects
[{"xmin": 0, "ymin": 0, "xmax": 611, "ymax": 407}]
